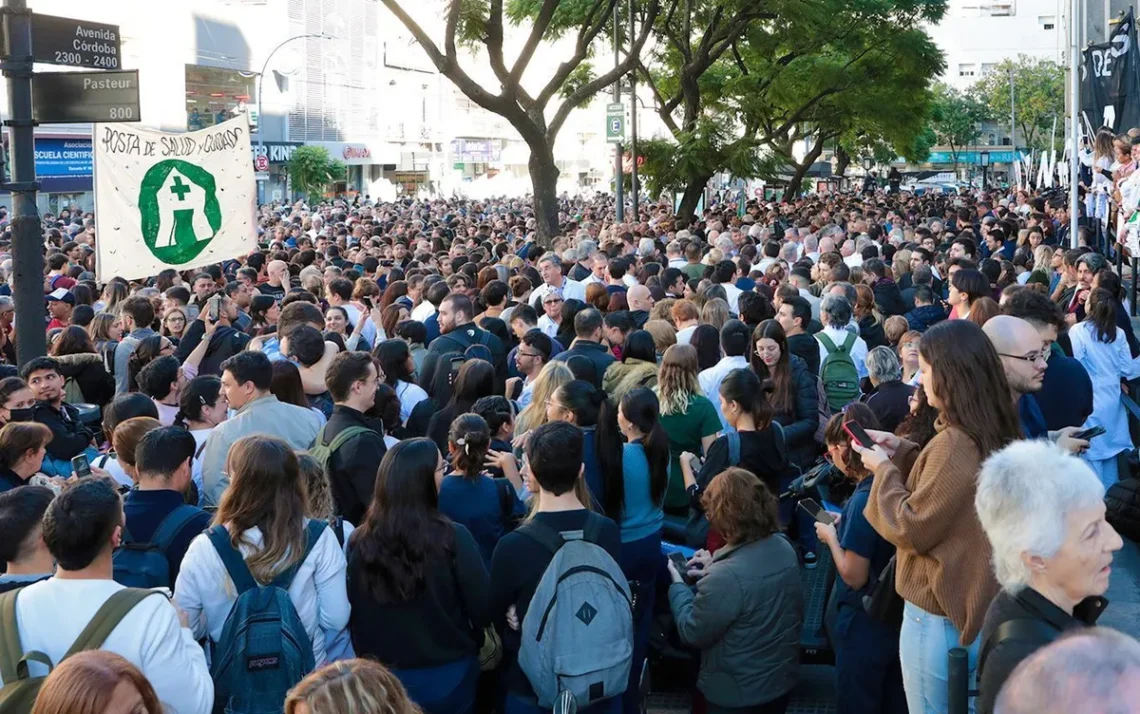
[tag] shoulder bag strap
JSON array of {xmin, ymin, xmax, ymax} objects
[
  {"xmin": 518, "ymin": 519, "xmax": 565, "ymax": 556},
  {"xmin": 0, "ymin": 589, "xmax": 24, "ymax": 683},
  {"xmin": 726, "ymin": 430, "xmax": 741, "ymax": 466},
  {"xmin": 207, "ymin": 525, "xmax": 259, "ymax": 595},
  {"xmin": 496, "ymin": 478, "xmax": 514, "ymax": 530},
  {"xmin": 151, "ymin": 505, "xmax": 203, "ymax": 551},
  {"xmin": 64, "ymin": 589, "xmax": 164, "ymax": 658},
  {"xmin": 194, "ymin": 439, "xmax": 209, "ymax": 460},
  {"xmin": 841, "ymin": 331, "xmax": 857, "ymax": 352},
  {"xmin": 817, "ymin": 332, "xmax": 838, "ymax": 353},
  {"xmin": 272, "ymin": 519, "xmax": 327, "ymax": 590},
  {"xmin": 581, "ymin": 511, "xmax": 605, "ymax": 545},
  {"xmin": 326, "ymin": 425, "xmax": 374, "ymax": 454}
]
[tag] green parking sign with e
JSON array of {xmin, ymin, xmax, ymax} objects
[{"xmin": 606, "ymin": 102, "xmax": 624, "ymax": 142}]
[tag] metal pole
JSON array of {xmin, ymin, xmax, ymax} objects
[
  {"xmin": 257, "ymin": 34, "xmax": 327, "ymax": 203},
  {"xmin": 1009, "ymin": 67, "xmax": 1016, "ymax": 157},
  {"xmin": 1069, "ymin": 0, "xmax": 1081, "ymax": 249},
  {"xmin": 3, "ymin": 0, "xmax": 43, "ymax": 365},
  {"xmin": 628, "ymin": 0, "xmax": 638, "ymax": 222},
  {"xmin": 612, "ymin": 2, "xmax": 624, "ymax": 224}
]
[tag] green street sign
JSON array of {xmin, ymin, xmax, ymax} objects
[{"xmin": 606, "ymin": 102, "xmax": 624, "ymax": 143}]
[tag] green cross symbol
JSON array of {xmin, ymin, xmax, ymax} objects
[{"xmin": 170, "ymin": 175, "xmax": 192, "ymax": 201}]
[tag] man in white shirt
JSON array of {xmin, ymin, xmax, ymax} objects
[
  {"xmin": 699, "ymin": 320, "xmax": 752, "ymax": 429},
  {"xmin": 2, "ymin": 478, "xmax": 212, "ymax": 714},
  {"xmin": 816, "ymin": 293, "xmax": 868, "ymax": 379},
  {"xmin": 532, "ymin": 252, "xmax": 586, "ymax": 305},
  {"xmin": 666, "ymin": 240, "xmax": 687, "ymax": 269},
  {"xmin": 581, "ymin": 253, "xmax": 608, "ymax": 286},
  {"xmin": 507, "ymin": 330, "xmax": 552, "ymax": 409},
  {"xmin": 712, "ymin": 260, "xmax": 743, "ymax": 315}
]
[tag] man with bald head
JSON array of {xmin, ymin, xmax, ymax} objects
[
  {"xmin": 995, "ymin": 628, "xmax": 1140, "ymax": 714},
  {"xmin": 983, "ymin": 315, "xmax": 1087, "ymax": 452},
  {"xmin": 261, "ymin": 259, "xmax": 288, "ymax": 299},
  {"xmin": 627, "ymin": 284, "xmax": 653, "ymax": 328}
]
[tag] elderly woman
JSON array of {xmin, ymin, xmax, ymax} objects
[
  {"xmin": 974, "ymin": 440, "xmax": 1123, "ymax": 714},
  {"xmin": 859, "ymin": 346, "xmax": 915, "ymax": 433},
  {"xmin": 667, "ymin": 467, "xmax": 802, "ymax": 714}
]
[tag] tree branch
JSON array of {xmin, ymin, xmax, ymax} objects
[
  {"xmin": 534, "ymin": 0, "xmax": 617, "ymax": 111},
  {"xmin": 637, "ymin": 60, "xmax": 680, "ymax": 135},
  {"xmin": 508, "ymin": 0, "xmax": 561, "ymax": 88},
  {"xmin": 548, "ymin": 0, "xmax": 661, "ymax": 140}
]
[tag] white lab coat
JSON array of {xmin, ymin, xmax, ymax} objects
[{"xmin": 1069, "ymin": 321, "xmax": 1140, "ymax": 461}]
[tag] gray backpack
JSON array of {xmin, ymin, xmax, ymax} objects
[{"xmin": 518, "ymin": 513, "xmax": 633, "ymax": 709}]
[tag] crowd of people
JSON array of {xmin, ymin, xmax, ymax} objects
[{"xmin": 0, "ymin": 183, "xmax": 1137, "ymax": 714}]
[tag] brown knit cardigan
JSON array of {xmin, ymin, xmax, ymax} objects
[{"xmin": 864, "ymin": 421, "xmax": 1000, "ymax": 645}]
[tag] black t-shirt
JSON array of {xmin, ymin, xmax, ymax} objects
[{"xmin": 488, "ymin": 509, "xmax": 622, "ymax": 699}]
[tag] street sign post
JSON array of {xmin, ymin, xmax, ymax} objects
[
  {"xmin": 254, "ymin": 154, "xmax": 269, "ymax": 172},
  {"xmin": 29, "ymin": 14, "xmax": 120, "ymax": 68},
  {"xmin": 606, "ymin": 102, "xmax": 625, "ymax": 143},
  {"xmin": 31, "ymin": 69, "xmax": 140, "ymax": 123}
]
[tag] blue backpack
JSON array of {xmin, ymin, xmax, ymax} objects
[
  {"xmin": 206, "ymin": 520, "xmax": 325, "ymax": 714},
  {"xmin": 112, "ymin": 505, "xmax": 203, "ymax": 588}
]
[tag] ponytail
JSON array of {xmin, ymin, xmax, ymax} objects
[
  {"xmin": 596, "ymin": 395, "xmax": 625, "ymax": 521},
  {"xmin": 449, "ymin": 412, "xmax": 491, "ymax": 478},
  {"xmin": 620, "ymin": 388, "xmax": 670, "ymax": 507}
]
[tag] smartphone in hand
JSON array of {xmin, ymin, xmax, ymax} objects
[
  {"xmin": 798, "ymin": 498, "xmax": 835, "ymax": 525},
  {"xmin": 71, "ymin": 454, "xmax": 92, "ymax": 479},
  {"xmin": 843, "ymin": 420, "xmax": 875, "ymax": 450},
  {"xmin": 668, "ymin": 552, "xmax": 694, "ymax": 584},
  {"xmin": 1072, "ymin": 425, "xmax": 1106, "ymax": 440}
]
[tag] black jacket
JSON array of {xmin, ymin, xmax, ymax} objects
[
  {"xmin": 419, "ymin": 322, "xmax": 507, "ymax": 396},
  {"xmin": 786, "ymin": 333, "xmax": 820, "ymax": 376},
  {"xmin": 551, "ymin": 339, "xmax": 616, "ymax": 389},
  {"xmin": 1106, "ymin": 477, "xmax": 1140, "ymax": 543},
  {"xmin": 905, "ymin": 304, "xmax": 947, "ymax": 333},
  {"xmin": 772, "ymin": 355, "xmax": 820, "ymax": 469},
  {"xmin": 323, "ymin": 405, "xmax": 387, "ymax": 525},
  {"xmin": 33, "ymin": 401, "xmax": 94, "ymax": 461},
  {"xmin": 858, "ymin": 316, "xmax": 888, "ymax": 350},
  {"xmin": 860, "ymin": 380, "xmax": 914, "ymax": 433},
  {"xmin": 54, "ymin": 353, "xmax": 115, "ymax": 408},
  {"xmin": 872, "ymin": 278, "xmax": 908, "ymax": 317},
  {"xmin": 175, "ymin": 321, "xmax": 251, "ymax": 377},
  {"xmin": 977, "ymin": 588, "xmax": 1105, "ymax": 714}
]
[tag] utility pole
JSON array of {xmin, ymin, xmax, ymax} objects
[
  {"xmin": 1069, "ymin": 0, "xmax": 1080, "ymax": 248},
  {"xmin": 612, "ymin": 2, "xmax": 624, "ymax": 223},
  {"xmin": 628, "ymin": 0, "xmax": 638, "ymax": 222},
  {"xmin": 2, "ymin": 0, "xmax": 44, "ymax": 364},
  {"xmin": 1009, "ymin": 67, "xmax": 1016, "ymax": 156}
]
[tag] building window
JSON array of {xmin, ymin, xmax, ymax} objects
[
  {"xmin": 1039, "ymin": 15, "xmax": 1055, "ymax": 30},
  {"xmin": 959, "ymin": 63, "xmax": 977, "ymax": 77},
  {"xmin": 981, "ymin": 63, "xmax": 997, "ymax": 76},
  {"xmin": 185, "ymin": 65, "xmax": 256, "ymax": 132},
  {"xmin": 960, "ymin": 2, "xmax": 1015, "ymax": 17}
]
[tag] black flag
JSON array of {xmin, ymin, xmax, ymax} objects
[{"xmin": 1081, "ymin": 9, "xmax": 1140, "ymax": 132}]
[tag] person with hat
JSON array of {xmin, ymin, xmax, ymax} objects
[{"xmin": 46, "ymin": 288, "xmax": 74, "ymax": 331}]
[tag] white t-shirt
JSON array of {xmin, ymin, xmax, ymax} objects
[
  {"xmin": 9, "ymin": 578, "xmax": 213, "ymax": 714},
  {"xmin": 411, "ymin": 301, "xmax": 436, "ymax": 323},
  {"xmin": 395, "ymin": 380, "xmax": 429, "ymax": 424}
]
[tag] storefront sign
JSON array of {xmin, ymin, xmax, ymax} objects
[
  {"xmin": 35, "ymin": 137, "xmax": 93, "ymax": 179},
  {"xmin": 926, "ymin": 150, "xmax": 1024, "ymax": 165},
  {"xmin": 313, "ymin": 141, "xmax": 396, "ymax": 165},
  {"xmin": 252, "ymin": 142, "xmax": 301, "ymax": 164},
  {"xmin": 450, "ymin": 138, "xmax": 500, "ymax": 163},
  {"xmin": 343, "ymin": 145, "xmax": 371, "ymax": 160}
]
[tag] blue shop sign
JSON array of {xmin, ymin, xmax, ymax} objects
[
  {"xmin": 925, "ymin": 150, "xmax": 1025, "ymax": 164},
  {"xmin": 35, "ymin": 138, "xmax": 93, "ymax": 179}
]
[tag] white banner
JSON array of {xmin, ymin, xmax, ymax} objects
[{"xmin": 93, "ymin": 115, "xmax": 257, "ymax": 280}]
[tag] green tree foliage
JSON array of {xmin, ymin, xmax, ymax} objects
[
  {"xmin": 640, "ymin": 0, "xmax": 946, "ymax": 211},
  {"xmin": 972, "ymin": 55, "xmax": 1063, "ymax": 151},
  {"xmin": 286, "ymin": 146, "xmax": 345, "ymax": 200},
  {"xmin": 928, "ymin": 83, "xmax": 992, "ymax": 167},
  {"xmin": 380, "ymin": 0, "xmax": 666, "ymax": 245}
]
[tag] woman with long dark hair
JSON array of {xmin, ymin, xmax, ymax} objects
[
  {"xmin": 862, "ymin": 320, "xmax": 1019, "ymax": 714},
  {"xmin": 424, "ymin": 359, "xmax": 495, "ymax": 454},
  {"xmin": 750, "ymin": 320, "xmax": 818, "ymax": 470},
  {"xmin": 1070, "ymin": 287, "xmax": 1140, "ymax": 486},
  {"xmin": 48, "ymin": 325, "xmax": 115, "ymax": 408},
  {"xmin": 375, "ymin": 339, "xmax": 428, "ymax": 425},
  {"xmin": 437, "ymin": 413, "xmax": 521, "ymax": 567},
  {"xmin": 602, "ymin": 330, "xmax": 659, "ymax": 403},
  {"xmin": 246, "ymin": 294, "xmax": 280, "ymax": 337},
  {"xmin": 1092, "ymin": 267, "xmax": 1140, "ymax": 357},
  {"xmin": 948, "ymin": 268, "xmax": 990, "ymax": 322},
  {"xmin": 0, "ymin": 421, "xmax": 52, "ymax": 490},
  {"xmin": 615, "ymin": 387, "xmax": 670, "ymax": 714},
  {"xmin": 347, "ymin": 438, "xmax": 489, "ymax": 714},
  {"xmin": 545, "ymin": 379, "xmax": 623, "ymax": 513},
  {"xmin": 174, "ymin": 375, "xmax": 228, "ymax": 501},
  {"xmin": 175, "ymin": 435, "xmax": 350, "ymax": 704},
  {"xmin": 689, "ymin": 324, "xmax": 722, "ymax": 372}
]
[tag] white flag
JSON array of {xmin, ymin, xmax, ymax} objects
[{"xmin": 93, "ymin": 115, "xmax": 257, "ymax": 281}]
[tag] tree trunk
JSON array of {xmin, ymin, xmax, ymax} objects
[
  {"xmin": 835, "ymin": 146, "xmax": 851, "ymax": 177},
  {"xmin": 676, "ymin": 173, "xmax": 712, "ymax": 227},
  {"xmin": 782, "ymin": 139, "xmax": 826, "ymax": 201},
  {"xmin": 527, "ymin": 142, "xmax": 561, "ymax": 248}
]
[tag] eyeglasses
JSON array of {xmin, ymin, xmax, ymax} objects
[
  {"xmin": 544, "ymin": 298, "xmax": 562, "ymax": 305},
  {"xmin": 517, "ymin": 351, "xmax": 541, "ymax": 359},
  {"xmin": 998, "ymin": 351, "xmax": 1047, "ymax": 365}
]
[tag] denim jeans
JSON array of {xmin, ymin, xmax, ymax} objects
[
  {"xmin": 505, "ymin": 693, "xmax": 622, "ymax": 714},
  {"xmin": 390, "ymin": 655, "xmax": 479, "ymax": 714},
  {"xmin": 619, "ymin": 531, "xmax": 662, "ymax": 714},
  {"xmin": 899, "ymin": 601, "xmax": 979, "ymax": 714}
]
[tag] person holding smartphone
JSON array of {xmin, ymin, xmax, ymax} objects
[{"xmin": 815, "ymin": 405, "xmax": 906, "ymax": 714}]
